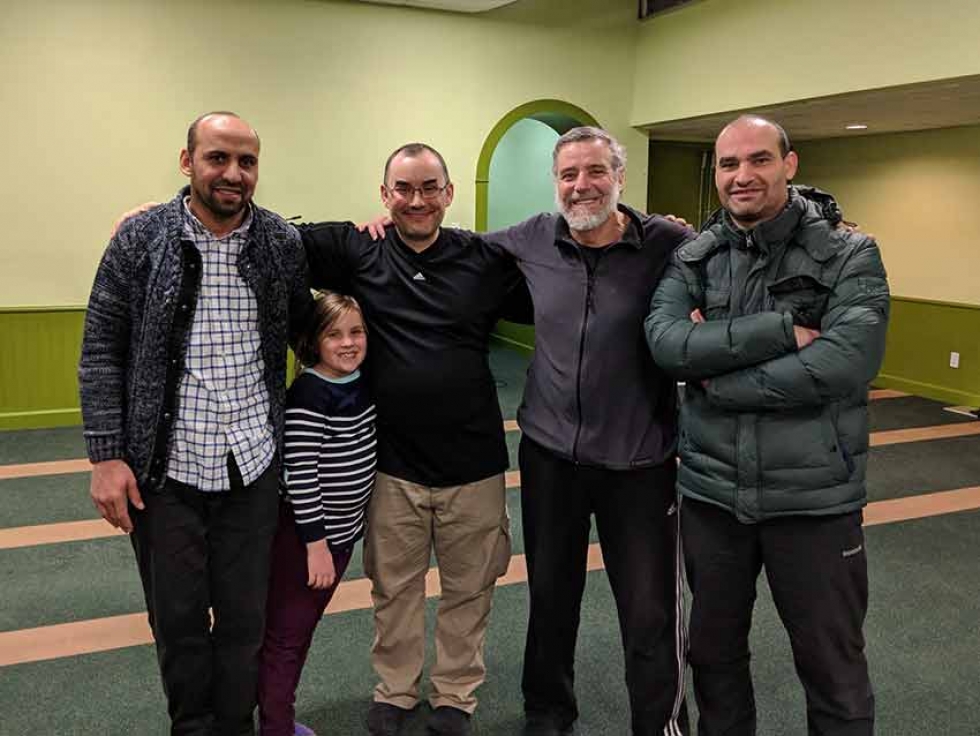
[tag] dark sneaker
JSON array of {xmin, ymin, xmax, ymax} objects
[
  {"xmin": 427, "ymin": 706, "xmax": 471, "ymax": 735},
  {"xmin": 367, "ymin": 702, "xmax": 411, "ymax": 736},
  {"xmin": 521, "ymin": 715, "xmax": 574, "ymax": 735}
]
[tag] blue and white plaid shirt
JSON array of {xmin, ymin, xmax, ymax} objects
[{"xmin": 167, "ymin": 199, "xmax": 276, "ymax": 491}]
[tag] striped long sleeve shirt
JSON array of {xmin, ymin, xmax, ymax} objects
[{"xmin": 283, "ymin": 368, "xmax": 377, "ymax": 548}]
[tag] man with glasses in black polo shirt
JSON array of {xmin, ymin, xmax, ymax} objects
[{"xmin": 300, "ymin": 143, "xmax": 529, "ymax": 736}]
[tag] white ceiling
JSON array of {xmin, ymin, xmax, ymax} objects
[{"xmin": 642, "ymin": 75, "xmax": 980, "ymax": 144}]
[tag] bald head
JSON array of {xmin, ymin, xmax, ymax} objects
[
  {"xmin": 717, "ymin": 115, "xmax": 791, "ymax": 159},
  {"xmin": 713, "ymin": 114, "xmax": 798, "ymax": 229},
  {"xmin": 187, "ymin": 111, "xmax": 260, "ymax": 157}
]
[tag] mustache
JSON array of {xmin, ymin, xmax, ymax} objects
[
  {"xmin": 566, "ymin": 190, "xmax": 603, "ymax": 203},
  {"xmin": 212, "ymin": 181, "xmax": 244, "ymax": 193}
]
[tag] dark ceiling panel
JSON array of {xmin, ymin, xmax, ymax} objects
[{"xmin": 638, "ymin": 0, "xmax": 698, "ymax": 20}]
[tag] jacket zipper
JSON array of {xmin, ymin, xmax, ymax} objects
[
  {"xmin": 572, "ymin": 259, "xmax": 597, "ymax": 463},
  {"xmin": 748, "ymin": 232, "xmax": 766, "ymax": 514}
]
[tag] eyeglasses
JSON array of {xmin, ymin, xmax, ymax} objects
[{"xmin": 386, "ymin": 182, "xmax": 450, "ymax": 200}]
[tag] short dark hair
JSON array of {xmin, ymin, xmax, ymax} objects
[
  {"xmin": 294, "ymin": 291, "xmax": 366, "ymax": 371},
  {"xmin": 383, "ymin": 143, "xmax": 450, "ymax": 184},
  {"xmin": 186, "ymin": 111, "xmax": 260, "ymax": 156},
  {"xmin": 720, "ymin": 114, "xmax": 793, "ymax": 157}
]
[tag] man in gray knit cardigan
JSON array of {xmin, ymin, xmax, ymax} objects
[{"xmin": 79, "ymin": 111, "xmax": 311, "ymax": 735}]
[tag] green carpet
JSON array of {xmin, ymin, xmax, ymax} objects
[{"xmin": 2, "ymin": 345, "xmax": 980, "ymax": 734}]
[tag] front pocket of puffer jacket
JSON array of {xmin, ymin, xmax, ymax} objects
[
  {"xmin": 767, "ymin": 274, "xmax": 831, "ymax": 329},
  {"xmin": 820, "ymin": 410, "xmax": 853, "ymax": 483},
  {"xmin": 703, "ymin": 288, "xmax": 730, "ymax": 320},
  {"xmin": 757, "ymin": 410, "xmax": 846, "ymax": 476}
]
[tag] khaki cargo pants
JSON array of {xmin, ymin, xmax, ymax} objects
[{"xmin": 364, "ymin": 471, "xmax": 511, "ymax": 713}]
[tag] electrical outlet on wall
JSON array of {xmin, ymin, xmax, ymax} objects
[{"xmin": 950, "ymin": 351, "xmax": 960, "ymax": 369}]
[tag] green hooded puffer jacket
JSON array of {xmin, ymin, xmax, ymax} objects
[{"xmin": 644, "ymin": 187, "xmax": 890, "ymax": 523}]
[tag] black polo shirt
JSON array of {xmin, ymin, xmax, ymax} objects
[{"xmin": 300, "ymin": 221, "xmax": 528, "ymax": 487}]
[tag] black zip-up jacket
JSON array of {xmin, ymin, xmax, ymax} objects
[
  {"xmin": 78, "ymin": 188, "xmax": 311, "ymax": 491},
  {"xmin": 488, "ymin": 205, "xmax": 691, "ymax": 469}
]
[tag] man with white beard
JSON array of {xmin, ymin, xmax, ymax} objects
[{"xmin": 485, "ymin": 127, "xmax": 693, "ymax": 736}]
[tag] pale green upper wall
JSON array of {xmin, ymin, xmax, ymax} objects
[
  {"xmin": 10, "ymin": 0, "xmax": 980, "ymax": 308},
  {"xmin": 0, "ymin": 0, "xmax": 643, "ymax": 307},
  {"xmin": 795, "ymin": 125, "xmax": 980, "ymax": 306},
  {"xmin": 631, "ymin": 0, "xmax": 980, "ymax": 126}
]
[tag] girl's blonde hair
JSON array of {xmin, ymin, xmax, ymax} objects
[{"xmin": 294, "ymin": 290, "xmax": 365, "ymax": 372}]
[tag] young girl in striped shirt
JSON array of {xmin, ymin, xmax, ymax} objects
[{"xmin": 258, "ymin": 291, "xmax": 377, "ymax": 736}]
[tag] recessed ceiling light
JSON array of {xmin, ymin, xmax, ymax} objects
[{"xmin": 845, "ymin": 124, "xmax": 869, "ymax": 130}]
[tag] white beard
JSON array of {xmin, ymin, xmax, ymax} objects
[{"xmin": 557, "ymin": 184, "xmax": 620, "ymax": 233}]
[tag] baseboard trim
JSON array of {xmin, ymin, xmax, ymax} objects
[
  {"xmin": 490, "ymin": 332, "xmax": 534, "ymax": 355},
  {"xmin": 0, "ymin": 408, "xmax": 82, "ymax": 431},
  {"xmin": 874, "ymin": 374, "xmax": 980, "ymax": 409}
]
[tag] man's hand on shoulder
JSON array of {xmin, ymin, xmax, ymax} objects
[
  {"xmin": 836, "ymin": 220, "xmax": 875, "ymax": 241},
  {"xmin": 355, "ymin": 214, "xmax": 392, "ymax": 241},
  {"xmin": 111, "ymin": 202, "xmax": 160, "ymax": 239},
  {"xmin": 664, "ymin": 213, "xmax": 693, "ymax": 229},
  {"xmin": 90, "ymin": 459, "xmax": 144, "ymax": 534}
]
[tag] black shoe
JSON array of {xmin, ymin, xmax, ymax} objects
[
  {"xmin": 521, "ymin": 715, "xmax": 574, "ymax": 736},
  {"xmin": 367, "ymin": 702, "xmax": 411, "ymax": 736},
  {"xmin": 427, "ymin": 706, "xmax": 471, "ymax": 735}
]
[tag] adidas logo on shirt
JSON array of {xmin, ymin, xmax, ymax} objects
[{"xmin": 412, "ymin": 272, "xmax": 426, "ymax": 282}]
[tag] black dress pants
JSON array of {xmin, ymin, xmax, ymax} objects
[
  {"xmin": 519, "ymin": 437, "xmax": 688, "ymax": 735},
  {"xmin": 682, "ymin": 498, "xmax": 875, "ymax": 736},
  {"xmin": 130, "ymin": 457, "xmax": 280, "ymax": 736}
]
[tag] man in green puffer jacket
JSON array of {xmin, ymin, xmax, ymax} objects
[{"xmin": 645, "ymin": 115, "xmax": 889, "ymax": 736}]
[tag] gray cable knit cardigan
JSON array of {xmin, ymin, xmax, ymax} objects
[{"xmin": 78, "ymin": 188, "xmax": 311, "ymax": 491}]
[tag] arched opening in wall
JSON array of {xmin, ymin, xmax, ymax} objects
[
  {"xmin": 474, "ymin": 99, "xmax": 600, "ymax": 232},
  {"xmin": 475, "ymin": 100, "xmax": 600, "ymax": 350}
]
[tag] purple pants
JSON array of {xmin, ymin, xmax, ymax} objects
[{"xmin": 257, "ymin": 501, "xmax": 353, "ymax": 736}]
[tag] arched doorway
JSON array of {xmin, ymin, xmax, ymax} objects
[{"xmin": 475, "ymin": 99, "xmax": 600, "ymax": 231}]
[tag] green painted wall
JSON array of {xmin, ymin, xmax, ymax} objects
[
  {"xmin": 631, "ymin": 0, "xmax": 980, "ymax": 127},
  {"xmin": 0, "ymin": 306, "xmax": 301, "ymax": 431},
  {"xmin": 0, "ymin": 0, "xmax": 644, "ymax": 308},
  {"xmin": 647, "ymin": 141, "xmax": 712, "ymax": 226},
  {"xmin": 877, "ymin": 298, "xmax": 980, "ymax": 407},
  {"xmin": 795, "ymin": 125, "xmax": 980, "ymax": 305},
  {"xmin": 0, "ymin": 308, "xmax": 85, "ymax": 430},
  {"xmin": 1, "ymin": 0, "xmax": 640, "ymax": 428},
  {"xmin": 793, "ymin": 126, "xmax": 980, "ymax": 407},
  {"xmin": 9, "ymin": 0, "xmax": 980, "ymax": 427}
]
